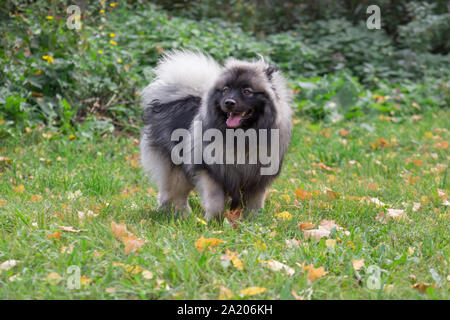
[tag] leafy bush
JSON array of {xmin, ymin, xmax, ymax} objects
[
  {"xmin": 293, "ymin": 73, "xmax": 449, "ymax": 122},
  {"xmin": 0, "ymin": 1, "xmax": 448, "ymax": 133},
  {"xmin": 398, "ymin": 2, "xmax": 450, "ymax": 54},
  {"xmin": 0, "ymin": 2, "xmax": 271, "ymax": 133},
  {"xmin": 267, "ymin": 18, "xmax": 450, "ymax": 84}
]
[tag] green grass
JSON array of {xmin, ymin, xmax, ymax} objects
[{"xmin": 0, "ymin": 110, "xmax": 448, "ymax": 299}]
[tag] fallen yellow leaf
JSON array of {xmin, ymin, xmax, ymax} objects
[
  {"xmin": 13, "ymin": 184, "xmax": 24, "ymax": 194},
  {"xmin": 221, "ymin": 250, "xmax": 244, "ymax": 270},
  {"xmin": 276, "ymin": 211, "xmax": 292, "ymax": 221},
  {"xmin": 239, "ymin": 287, "xmax": 267, "ymax": 297},
  {"xmin": 80, "ymin": 275, "xmax": 91, "ymax": 285}
]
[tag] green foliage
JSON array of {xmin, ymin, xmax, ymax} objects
[
  {"xmin": 398, "ymin": 2, "xmax": 450, "ymax": 53},
  {"xmin": 293, "ymin": 74, "xmax": 449, "ymax": 121},
  {"xmin": 0, "ymin": 1, "xmax": 448, "ymax": 133}
]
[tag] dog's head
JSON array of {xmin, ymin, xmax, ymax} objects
[{"xmin": 207, "ymin": 58, "xmax": 280, "ymax": 130}]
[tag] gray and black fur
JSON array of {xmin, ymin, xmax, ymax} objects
[{"xmin": 140, "ymin": 50, "xmax": 293, "ymax": 220}]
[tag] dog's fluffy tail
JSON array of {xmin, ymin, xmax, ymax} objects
[{"xmin": 141, "ymin": 50, "xmax": 222, "ymax": 107}]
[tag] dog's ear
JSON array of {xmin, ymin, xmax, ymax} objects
[{"xmin": 265, "ymin": 65, "xmax": 277, "ymax": 80}]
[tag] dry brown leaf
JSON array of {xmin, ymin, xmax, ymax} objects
[
  {"xmin": 303, "ymin": 227, "xmax": 330, "ymax": 241},
  {"xmin": 265, "ymin": 260, "xmax": 295, "ymax": 276},
  {"xmin": 325, "ymin": 188, "xmax": 340, "ymax": 200},
  {"xmin": 224, "ymin": 209, "xmax": 242, "ymax": 228},
  {"xmin": 367, "ymin": 183, "xmax": 379, "ymax": 191},
  {"xmin": 30, "ymin": 195, "xmax": 43, "ymax": 202},
  {"xmin": 303, "ymin": 220, "xmax": 349, "ymax": 241},
  {"xmin": 59, "ymin": 226, "xmax": 82, "ymax": 233},
  {"xmin": 411, "ymin": 282, "xmax": 436, "ymax": 293},
  {"xmin": 325, "ymin": 239, "xmax": 337, "ymax": 248},
  {"xmin": 142, "ymin": 270, "xmax": 154, "ymax": 279},
  {"xmin": 110, "ymin": 221, "xmax": 130, "ymax": 240},
  {"xmin": 110, "ymin": 221, "xmax": 145, "ymax": 254},
  {"xmin": 352, "ymin": 259, "xmax": 365, "ymax": 271},
  {"xmin": 291, "ymin": 289, "xmax": 305, "ymax": 300},
  {"xmin": 317, "ymin": 162, "xmax": 333, "ymax": 171},
  {"xmin": 123, "ymin": 236, "xmax": 145, "ymax": 255},
  {"xmin": 48, "ymin": 231, "xmax": 61, "ymax": 240},
  {"xmin": 437, "ymin": 189, "xmax": 447, "ymax": 200},
  {"xmin": 298, "ymin": 222, "xmax": 315, "ymax": 230},
  {"xmin": 0, "ymin": 260, "xmax": 20, "ymax": 271},
  {"xmin": 348, "ymin": 160, "xmax": 361, "ymax": 167},
  {"xmin": 0, "ymin": 156, "xmax": 12, "ymax": 163},
  {"xmin": 304, "ymin": 265, "xmax": 327, "ymax": 281},
  {"xmin": 376, "ymin": 209, "xmax": 408, "ymax": 223},
  {"xmin": 61, "ymin": 245, "xmax": 74, "ymax": 254},
  {"xmin": 364, "ymin": 197, "xmax": 387, "ymax": 207},
  {"xmin": 285, "ymin": 238, "xmax": 301, "ymax": 248},
  {"xmin": 219, "ymin": 286, "xmax": 233, "ymax": 300},
  {"xmin": 78, "ymin": 210, "xmax": 98, "ymax": 220},
  {"xmin": 295, "ymin": 188, "xmax": 312, "ymax": 200},
  {"xmin": 92, "ymin": 251, "xmax": 104, "ymax": 258},
  {"xmin": 339, "ymin": 128, "xmax": 350, "ymax": 137},
  {"xmin": 387, "ymin": 209, "xmax": 406, "ymax": 219},
  {"xmin": 105, "ymin": 287, "xmax": 117, "ymax": 294},
  {"xmin": 377, "ymin": 137, "xmax": 389, "ymax": 148},
  {"xmin": 45, "ymin": 272, "xmax": 62, "ymax": 284}
]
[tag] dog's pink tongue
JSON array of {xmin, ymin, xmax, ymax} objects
[{"xmin": 226, "ymin": 113, "xmax": 242, "ymax": 128}]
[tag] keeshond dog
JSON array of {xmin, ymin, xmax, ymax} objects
[{"xmin": 140, "ymin": 50, "xmax": 292, "ymax": 220}]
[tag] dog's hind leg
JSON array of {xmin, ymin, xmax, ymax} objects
[
  {"xmin": 160, "ymin": 167, "xmax": 194, "ymax": 216},
  {"xmin": 196, "ymin": 170, "xmax": 225, "ymax": 221},
  {"xmin": 140, "ymin": 140, "xmax": 193, "ymax": 216}
]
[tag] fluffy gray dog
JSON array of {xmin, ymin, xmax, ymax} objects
[{"xmin": 140, "ymin": 50, "xmax": 292, "ymax": 220}]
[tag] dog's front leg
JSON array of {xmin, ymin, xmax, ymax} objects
[
  {"xmin": 243, "ymin": 187, "xmax": 267, "ymax": 217},
  {"xmin": 196, "ymin": 171, "xmax": 225, "ymax": 221}
]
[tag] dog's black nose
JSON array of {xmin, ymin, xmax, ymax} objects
[{"xmin": 224, "ymin": 99, "xmax": 236, "ymax": 108}]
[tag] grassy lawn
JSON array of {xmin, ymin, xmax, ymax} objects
[{"xmin": 0, "ymin": 110, "xmax": 448, "ymax": 299}]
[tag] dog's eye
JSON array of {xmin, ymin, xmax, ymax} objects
[
  {"xmin": 222, "ymin": 86, "xmax": 229, "ymax": 94},
  {"xmin": 242, "ymin": 88, "xmax": 253, "ymax": 95}
]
